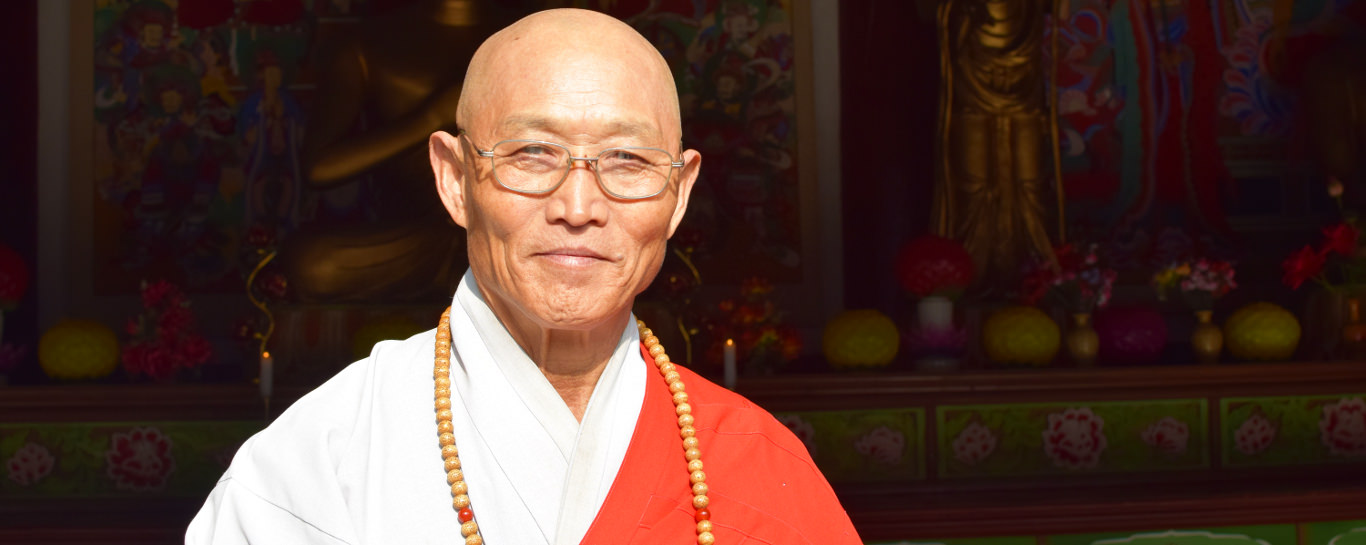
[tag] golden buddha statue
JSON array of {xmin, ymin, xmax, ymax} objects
[
  {"xmin": 1304, "ymin": 39, "xmax": 1366, "ymax": 189},
  {"xmin": 932, "ymin": 0, "xmax": 1057, "ymax": 290},
  {"xmin": 281, "ymin": 0, "xmax": 510, "ymax": 302}
]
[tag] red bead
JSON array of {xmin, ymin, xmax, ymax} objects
[
  {"xmin": 458, "ymin": 507, "xmax": 474, "ymax": 523},
  {"xmin": 694, "ymin": 508, "xmax": 710, "ymax": 522}
]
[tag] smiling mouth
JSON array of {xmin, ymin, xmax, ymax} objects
[{"xmin": 535, "ymin": 248, "xmax": 610, "ymax": 267}]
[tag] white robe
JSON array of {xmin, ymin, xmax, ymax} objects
[{"xmin": 186, "ymin": 272, "xmax": 647, "ymax": 544}]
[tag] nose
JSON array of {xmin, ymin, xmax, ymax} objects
[{"xmin": 545, "ymin": 157, "xmax": 609, "ymax": 228}]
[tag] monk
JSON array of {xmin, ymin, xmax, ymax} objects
[{"xmin": 187, "ymin": 8, "xmax": 859, "ymax": 545}]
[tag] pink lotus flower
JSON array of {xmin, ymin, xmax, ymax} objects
[
  {"xmin": 1320, "ymin": 397, "xmax": 1366, "ymax": 457},
  {"xmin": 1141, "ymin": 417, "xmax": 1190, "ymax": 455},
  {"xmin": 776, "ymin": 414, "xmax": 817, "ymax": 457},
  {"xmin": 1043, "ymin": 408, "xmax": 1107, "ymax": 470},
  {"xmin": 6, "ymin": 442, "xmax": 55, "ymax": 486},
  {"xmin": 854, "ymin": 426, "xmax": 905, "ymax": 466},
  {"xmin": 1234, "ymin": 414, "xmax": 1277, "ymax": 456},
  {"xmin": 952, "ymin": 422, "xmax": 998, "ymax": 466},
  {"xmin": 105, "ymin": 427, "xmax": 175, "ymax": 492}
]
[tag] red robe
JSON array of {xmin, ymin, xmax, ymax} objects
[{"xmin": 581, "ymin": 344, "xmax": 861, "ymax": 543}]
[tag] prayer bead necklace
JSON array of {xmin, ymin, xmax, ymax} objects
[{"xmin": 434, "ymin": 308, "xmax": 715, "ymax": 545}]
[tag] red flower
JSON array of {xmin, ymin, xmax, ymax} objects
[
  {"xmin": 0, "ymin": 243, "xmax": 30, "ymax": 308},
  {"xmin": 1042, "ymin": 408, "xmax": 1107, "ymax": 470},
  {"xmin": 1281, "ymin": 246, "xmax": 1326, "ymax": 290},
  {"xmin": 1322, "ymin": 223, "xmax": 1359, "ymax": 257},
  {"xmin": 6, "ymin": 442, "xmax": 55, "ymax": 486},
  {"xmin": 105, "ymin": 427, "xmax": 175, "ymax": 492},
  {"xmin": 140, "ymin": 280, "xmax": 178, "ymax": 309}
]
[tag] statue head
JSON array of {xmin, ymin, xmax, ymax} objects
[{"xmin": 429, "ymin": 8, "xmax": 700, "ymax": 335}]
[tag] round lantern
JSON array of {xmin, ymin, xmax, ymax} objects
[
  {"xmin": 352, "ymin": 315, "xmax": 424, "ymax": 360},
  {"xmin": 39, "ymin": 319, "xmax": 120, "ymax": 380},
  {"xmin": 895, "ymin": 235, "xmax": 975, "ymax": 298},
  {"xmin": 823, "ymin": 309, "xmax": 900, "ymax": 369},
  {"xmin": 1224, "ymin": 302, "xmax": 1301, "ymax": 361},
  {"xmin": 1094, "ymin": 306, "xmax": 1169, "ymax": 366},
  {"xmin": 982, "ymin": 306, "xmax": 1059, "ymax": 366},
  {"xmin": 0, "ymin": 243, "xmax": 29, "ymax": 310}
]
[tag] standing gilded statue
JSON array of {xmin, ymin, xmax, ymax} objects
[{"xmin": 933, "ymin": 0, "xmax": 1059, "ymax": 290}]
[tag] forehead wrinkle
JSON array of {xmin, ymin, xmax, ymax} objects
[{"xmin": 493, "ymin": 112, "xmax": 665, "ymax": 145}]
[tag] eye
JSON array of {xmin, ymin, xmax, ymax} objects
[
  {"xmin": 604, "ymin": 149, "xmax": 647, "ymax": 163},
  {"xmin": 512, "ymin": 144, "xmax": 556, "ymax": 157}
]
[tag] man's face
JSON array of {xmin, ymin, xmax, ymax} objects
[{"xmin": 439, "ymin": 39, "xmax": 698, "ymax": 333}]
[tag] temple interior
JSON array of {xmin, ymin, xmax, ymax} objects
[{"xmin": 2, "ymin": 0, "xmax": 1365, "ymax": 543}]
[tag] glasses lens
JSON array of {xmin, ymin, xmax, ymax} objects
[
  {"xmin": 491, "ymin": 140, "xmax": 570, "ymax": 192},
  {"xmin": 598, "ymin": 148, "xmax": 673, "ymax": 198}
]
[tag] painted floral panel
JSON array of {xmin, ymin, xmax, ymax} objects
[
  {"xmin": 938, "ymin": 399, "xmax": 1208, "ymax": 478},
  {"xmin": 1046, "ymin": 525, "xmax": 1297, "ymax": 545},
  {"xmin": 772, "ymin": 408, "xmax": 924, "ymax": 483},
  {"xmin": 1302, "ymin": 520, "xmax": 1366, "ymax": 545},
  {"xmin": 1221, "ymin": 394, "xmax": 1366, "ymax": 467},
  {"xmin": 0, "ymin": 421, "xmax": 260, "ymax": 497}
]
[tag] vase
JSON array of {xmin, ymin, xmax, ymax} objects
[
  {"xmin": 1342, "ymin": 298, "xmax": 1366, "ymax": 360},
  {"xmin": 1191, "ymin": 310, "xmax": 1223, "ymax": 365},
  {"xmin": 1066, "ymin": 313, "xmax": 1099, "ymax": 367},
  {"xmin": 918, "ymin": 296, "xmax": 954, "ymax": 332}
]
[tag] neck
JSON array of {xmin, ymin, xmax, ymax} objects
[
  {"xmin": 482, "ymin": 293, "xmax": 629, "ymax": 422},
  {"xmin": 428, "ymin": 0, "xmax": 481, "ymax": 27}
]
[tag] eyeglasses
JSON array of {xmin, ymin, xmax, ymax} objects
[{"xmin": 459, "ymin": 131, "xmax": 683, "ymax": 200}]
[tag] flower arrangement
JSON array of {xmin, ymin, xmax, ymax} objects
[
  {"xmin": 1283, "ymin": 177, "xmax": 1366, "ymax": 291},
  {"xmin": 709, "ymin": 277, "xmax": 802, "ymax": 375},
  {"xmin": 122, "ymin": 280, "xmax": 212, "ymax": 381},
  {"xmin": 1152, "ymin": 259, "xmax": 1237, "ymax": 310},
  {"xmin": 1021, "ymin": 243, "xmax": 1117, "ymax": 313}
]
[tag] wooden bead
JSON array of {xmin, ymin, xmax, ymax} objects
[
  {"xmin": 465, "ymin": 535, "xmax": 482, "ymax": 545},
  {"xmin": 678, "ymin": 414, "xmax": 694, "ymax": 427},
  {"xmin": 453, "ymin": 494, "xmax": 470, "ymax": 509},
  {"xmin": 685, "ymin": 447, "xmax": 702, "ymax": 461},
  {"xmin": 697, "ymin": 530, "xmax": 715, "ymax": 545},
  {"xmin": 671, "ymin": 391, "xmax": 689, "ymax": 404},
  {"xmin": 688, "ymin": 459, "xmax": 704, "ymax": 473},
  {"xmin": 442, "ymin": 445, "xmax": 459, "ymax": 458},
  {"xmin": 451, "ymin": 481, "xmax": 467, "ymax": 495},
  {"xmin": 436, "ymin": 339, "xmax": 451, "ymax": 351},
  {"xmin": 434, "ymin": 357, "xmax": 450, "ymax": 367},
  {"xmin": 695, "ymin": 508, "xmax": 711, "ymax": 521},
  {"xmin": 663, "ymin": 371, "xmax": 681, "ymax": 383},
  {"xmin": 434, "ymin": 366, "xmax": 449, "ymax": 377},
  {"xmin": 690, "ymin": 469, "xmax": 706, "ymax": 484},
  {"xmin": 669, "ymin": 381, "xmax": 686, "ymax": 394},
  {"xmin": 697, "ymin": 520, "xmax": 713, "ymax": 534},
  {"xmin": 683, "ymin": 436, "xmax": 699, "ymax": 450},
  {"xmin": 438, "ymin": 420, "xmax": 454, "ymax": 434},
  {"xmin": 439, "ymin": 433, "xmax": 456, "ymax": 447},
  {"xmin": 692, "ymin": 494, "xmax": 710, "ymax": 509},
  {"xmin": 436, "ymin": 397, "xmax": 452, "ymax": 410},
  {"xmin": 447, "ymin": 469, "xmax": 464, "ymax": 484},
  {"xmin": 654, "ymin": 353, "xmax": 670, "ymax": 365},
  {"xmin": 460, "ymin": 520, "xmax": 479, "ymax": 537},
  {"xmin": 644, "ymin": 336, "xmax": 660, "ymax": 348},
  {"xmin": 675, "ymin": 402, "xmax": 692, "ymax": 416},
  {"xmin": 435, "ymin": 387, "xmax": 451, "ymax": 399},
  {"xmin": 658, "ymin": 362, "xmax": 676, "ymax": 374},
  {"xmin": 679, "ymin": 425, "xmax": 695, "ymax": 439},
  {"xmin": 649, "ymin": 344, "xmax": 666, "ymax": 357},
  {"xmin": 437, "ymin": 409, "xmax": 453, "ymax": 422},
  {"xmin": 640, "ymin": 328, "xmax": 654, "ymax": 339},
  {"xmin": 692, "ymin": 482, "xmax": 709, "ymax": 496},
  {"xmin": 435, "ymin": 376, "xmax": 451, "ymax": 389},
  {"xmin": 445, "ymin": 457, "xmax": 462, "ymax": 471}
]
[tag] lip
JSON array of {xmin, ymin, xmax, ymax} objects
[{"xmin": 534, "ymin": 246, "xmax": 611, "ymax": 267}]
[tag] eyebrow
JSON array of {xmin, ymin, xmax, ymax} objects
[{"xmin": 495, "ymin": 114, "xmax": 664, "ymax": 144}]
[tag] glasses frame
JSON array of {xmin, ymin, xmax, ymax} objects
[{"xmin": 458, "ymin": 131, "xmax": 684, "ymax": 200}]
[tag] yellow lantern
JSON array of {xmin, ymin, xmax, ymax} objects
[
  {"xmin": 1224, "ymin": 302, "xmax": 1300, "ymax": 361},
  {"xmin": 823, "ymin": 309, "xmax": 899, "ymax": 368},
  {"xmin": 982, "ymin": 306, "xmax": 1059, "ymax": 366},
  {"xmin": 39, "ymin": 319, "xmax": 120, "ymax": 380}
]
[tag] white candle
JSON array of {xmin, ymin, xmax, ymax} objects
[
  {"xmin": 723, "ymin": 339, "xmax": 737, "ymax": 391},
  {"xmin": 259, "ymin": 351, "xmax": 274, "ymax": 399}
]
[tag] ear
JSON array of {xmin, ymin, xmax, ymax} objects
[
  {"xmin": 666, "ymin": 148, "xmax": 701, "ymax": 239},
  {"xmin": 430, "ymin": 130, "xmax": 469, "ymax": 228}
]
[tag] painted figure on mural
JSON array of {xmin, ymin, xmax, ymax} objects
[
  {"xmin": 240, "ymin": 49, "xmax": 306, "ymax": 233},
  {"xmin": 934, "ymin": 0, "xmax": 1057, "ymax": 289},
  {"xmin": 279, "ymin": 0, "xmax": 509, "ymax": 303}
]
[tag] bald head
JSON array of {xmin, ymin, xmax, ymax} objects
[{"xmin": 456, "ymin": 9, "xmax": 681, "ymax": 143}]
